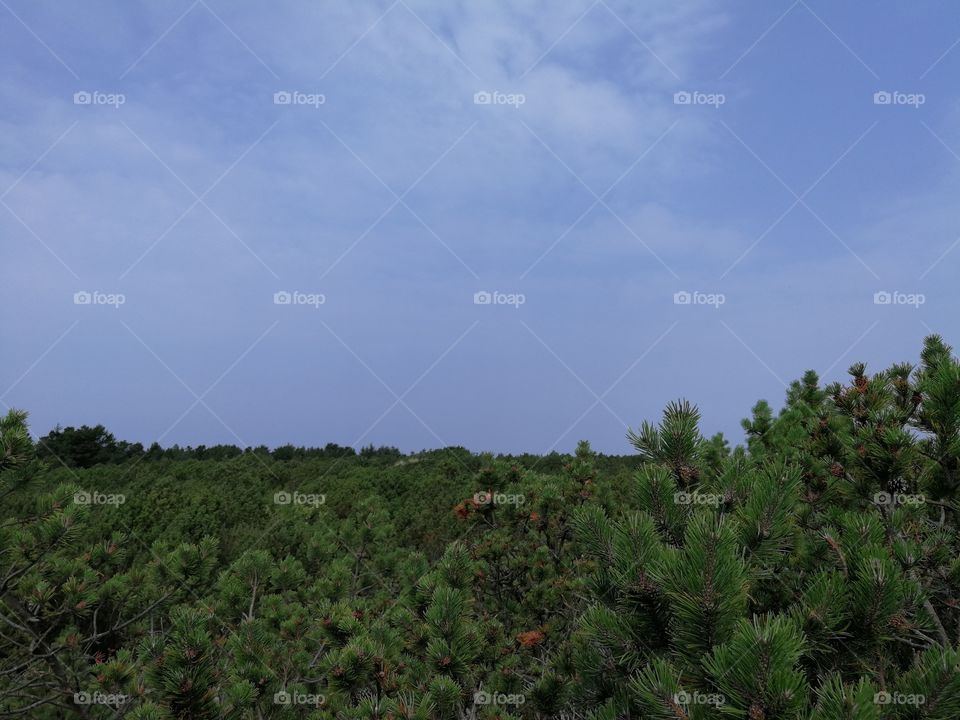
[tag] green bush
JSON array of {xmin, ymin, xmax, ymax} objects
[{"xmin": 2, "ymin": 335, "xmax": 959, "ymax": 718}]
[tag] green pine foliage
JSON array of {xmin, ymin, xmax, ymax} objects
[{"xmin": 2, "ymin": 336, "xmax": 960, "ymax": 718}]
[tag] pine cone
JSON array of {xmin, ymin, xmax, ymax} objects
[{"xmin": 678, "ymin": 464, "xmax": 699, "ymax": 485}]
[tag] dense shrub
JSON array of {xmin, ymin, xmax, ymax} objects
[{"xmin": 2, "ymin": 336, "xmax": 959, "ymax": 718}]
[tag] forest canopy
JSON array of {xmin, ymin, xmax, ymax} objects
[{"xmin": 2, "ymin": 335, "xmax": 960, "ymax": 718}]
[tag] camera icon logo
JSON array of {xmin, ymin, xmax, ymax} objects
[
  {"xmin": 274, "ymin": 691, "xmax": 291, "ymax": 705},
  {"xmin": 274, "ymin": 291, "xmax": 292, "ymax": 305},
  {"xmin": 874, "ymin": 291, "xmax": 892, "ymax": 305},
  {"xmin": 474, "ymin": 91, "xmax": 492, "ymax": 105},
  {"xmin": 474, "ymin": 291, "xmax": 492, "ymax": 305},
  {"xmin": 73, "ymin": 91, "xmax": 92, "ymax": 105},
  {"xmin": 274, "ymin": 91, "xmax": 292, "ymax": 105},
  {"xmin": 73, "ymin": 491, "xmax": 92, "ymax": 505},
  {"xmin": 474, "ymin": 690, "xmax": 491, "ymax": 705},
  {"xmin": 473, "ymin": 491, "xmax": 492, "ymax": 505},
  {"xmin": 873, "ymin": 91, "xmax": 892, "ymax": 105},
  {"xmin": 74, "ymin": 291, "xmax": 92, "ymax": 305},
  {"xmin": 73, "ymin": 692, "xmax": 91, "ymax": 705},
  {"xmin": 674, "ymin": 91, "xmax": 692, "ymax": 105},
  {"xmin": 673, "ymin": 290, "xmax": 692, "ymax": 305},
  {"xmin": 274, "ymin": 491, "xmax": 292, "ymax": 505}
]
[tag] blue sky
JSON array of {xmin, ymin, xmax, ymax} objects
[{"xmin": 2, "ymin": 1, "xmax": 959, "ymax": 454}]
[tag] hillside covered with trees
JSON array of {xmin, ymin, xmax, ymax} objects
[{"xmin": 2, "ymin": 335, "xmax": 960, "ymax": 719}]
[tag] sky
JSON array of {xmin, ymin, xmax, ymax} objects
[{"xmin": 2, "ymin": 1, "xmax": 959, "ymax": 455}]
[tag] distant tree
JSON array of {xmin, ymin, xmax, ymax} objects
[
  {"xmin": 205, "ymin": 444, "xmax": 243, "ymax": 461},
  {"xmin": 271, "ymin": 444, "xmax": 298, "ymax": 462},
  {"xmin": 116, "ymin": 440, "xmax": 144, "ymax": 461},
  {"xmin": 36, "ymin": 424, "xmax": 120, "ymax": 468},
  {"xmin": 322, "ymin": 442, "xmax": 356, "ymax": 458},
  {"xmin": 144, "ymin": 441, "xmax": 164, "ymax": 462},
  {"xmin": 359, "ymin": 444, "xmax": 402, "ymax": 462}
]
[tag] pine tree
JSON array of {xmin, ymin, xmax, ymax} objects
[{"xmin": 4, "ymin": 336, "xmax": 960, "ymax": 719}]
